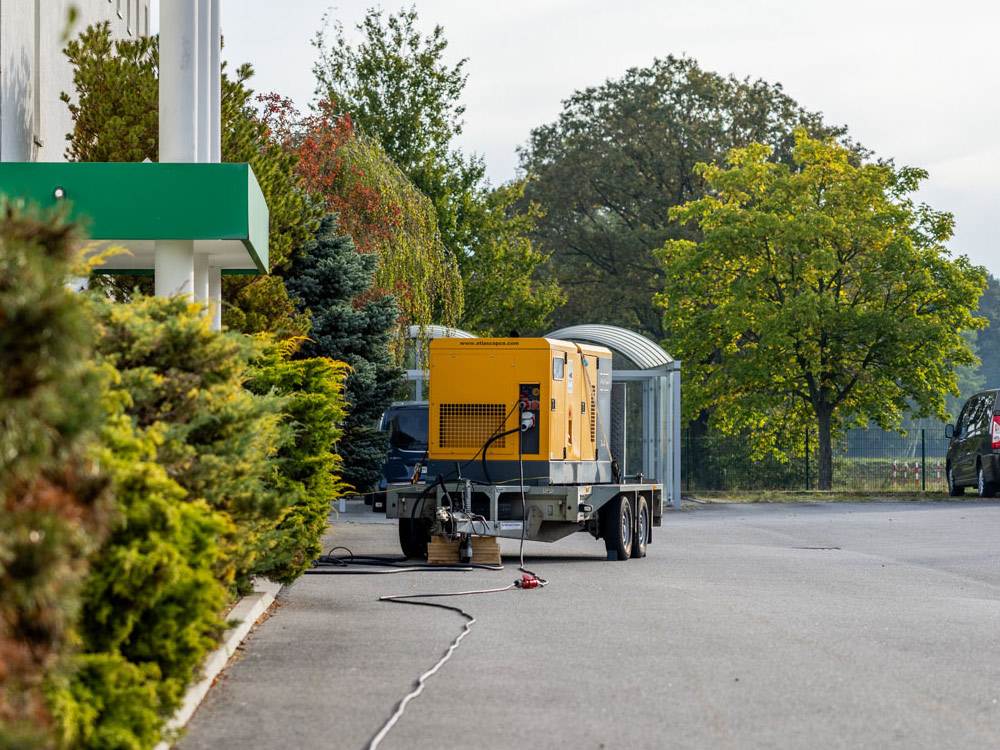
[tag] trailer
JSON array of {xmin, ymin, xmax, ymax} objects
[{"xmin": 384, "ymin": 337, "xmax": 663, "ymax": 561}]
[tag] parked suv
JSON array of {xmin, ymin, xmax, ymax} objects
[{"xmin": 945, "ymin": 389, "xmax": 1000, "ymax": 497}]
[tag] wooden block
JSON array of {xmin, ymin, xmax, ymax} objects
[
  {"xmin": 470, "ymin": 535, "xmax": 501, "ymax": 565},
  {"xmin": 427, "ymin": 536, "xmax": 460, "ymax": 565}
]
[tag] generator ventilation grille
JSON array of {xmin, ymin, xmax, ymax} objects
[{"xmin": 439, "ymin": 404, "xmax": 507, "ymax": 449}]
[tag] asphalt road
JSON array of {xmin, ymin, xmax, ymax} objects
[{"xmin": 175, "ymin": 500, "xmax": 1000, "ymax": 750}]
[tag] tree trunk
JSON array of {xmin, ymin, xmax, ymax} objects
[{"xmin": 816, "ymin": 405, "xmax": 834, "ymax": 490}]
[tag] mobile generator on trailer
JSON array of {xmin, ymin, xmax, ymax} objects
[{"xmin": 385, "ymin": 337, "xmax": 663, "ymax": 561}]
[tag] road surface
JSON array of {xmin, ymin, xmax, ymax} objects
[{"xmin": 176, "ymin": 500, "xmax": 1000, "ymax": 749}]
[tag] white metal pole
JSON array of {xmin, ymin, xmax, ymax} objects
[
  {"xmin": 194, "ymin": 253, "xmax": 209, "ymax": 303},
  {"xmin": 204, "ymin": 0, "xmax": 225, "ymax": 322},
  {"xmin": 209, "ymin": 266, "xmax": 222, "ymax": 330},
  {"xmin": 196, "ymin": 0, "xmax": 210, "ymax": 163},
  {"xmin": 156, "ymin": 0, "xmax": 199, "ymax": 298},
  {"xmin": 643, "ymin": 380, "xmax": 653, "ymax": 481},
  {"xmin": 671, "ymin": 365, "xmax": 682, "ymax": 509},
  {"xmin": 158, "ymin": 0, "xmax": 198, "ymax": 163},
  {"xmin": 156, "ymin": 240, "xmax": 194, "ymax": 297},
  {"xmin": 209, "ymin": 0, "xmax": 221, "ymax": 163}
]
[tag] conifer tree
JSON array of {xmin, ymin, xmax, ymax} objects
[{"xmin": 285, "ymin": 215, "xmax": 402, "ymax": 493}]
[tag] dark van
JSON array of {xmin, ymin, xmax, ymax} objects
[
  {"xmin": 945, "ymin": 389, "xmax": 1000, "ymax": 497},
  {"xmin": 371, "ymin": 402, "xmax": 429, "ymax": 509}
]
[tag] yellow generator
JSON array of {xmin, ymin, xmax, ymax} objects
[
  {"xmin": 429, "ymin": 337, "xmax": 613, "ymax": 484},
  {"xmin": 386, "ymin": 337, "xmax": 663, "ymax": 561}
]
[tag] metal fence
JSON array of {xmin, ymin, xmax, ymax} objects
[{"xmin": 682, "ymin": 428, "xmax": 951, "ymax": 493}]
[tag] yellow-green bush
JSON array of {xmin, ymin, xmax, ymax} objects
[
  {"xmin": 246, "ymin": 339, "xmax": 349, "ymax": 583},
  {"xmin": 2, "ymin": 203, "xmax": 351, "ymax": 748},
  {"xmin": 46, "ymin": 409, "xmax": 230, "ymax": 749},
  {"xmin": 0, "ymin": 203, "xmax": 113, "ymax": 749},
  {"xmin": 92, "ymin": 295, "xmax": 292, "ymax": 593}
]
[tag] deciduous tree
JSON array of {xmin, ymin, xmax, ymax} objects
[
  {"xmin": 259, "ymin": 95, "xmax": 463, "ymax": 334},
  {"xmin": 973, "ymin": 275, "xmax": 1000, "ymax": 387},
  {"xmin": 313, "ymin": 7, "xmax": 559, "ymax": 334},
  {"xmin": 659, "ymin": 132, "xmax": 987, "ymax": 489},
  {"xmin": 520, "ymin": 55, "xmax": 853, "ymax": 340}
]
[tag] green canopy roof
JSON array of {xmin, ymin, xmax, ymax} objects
[{"xmin": 0, "ymin": 162, "xmax": 268, "ymax": 274}]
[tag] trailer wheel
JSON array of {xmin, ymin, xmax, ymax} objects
[
  {"xmin": 398, "ymin": 518, "xmax": 429, "ymax": 559},
  {"xmin": 633, "ymin": 496, "xmax": 649, "ymax": 558},
  {"xmin": 603, "ymin": 494, "xmax": 633, "ymax": 561}
]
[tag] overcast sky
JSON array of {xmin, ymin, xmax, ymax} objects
[{"xmin": 153, "ymin": 1, "xmax": 999, "ymax": 278}]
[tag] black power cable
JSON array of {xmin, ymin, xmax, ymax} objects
[
  {"xmin": 480, "ymin": 425, "xmax": 522, "ymax": 485},
  {"xmin": 304, "ymin": 546, "xmax": 503, "ymax": 575}
]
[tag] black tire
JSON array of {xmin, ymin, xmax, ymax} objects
[
  {"xmin": 632, "ymin": 496, "xmax": 649, "ymax": 558},
  {"xmin": 398, "ymin": 518, "xmax": 429, "ymax": 559},
  {"xmin": 602, "ymin": 494, "xmax": 633, "ymax": 561},
  {"xmin": 632, "ymin": 495, "xmax": 650, "ymax": 557},
  {"xmin": 977, "ymin": 465, "xmax": 997, "ymax": 498},
  {"xmin": 947, "ymin": 465, "xmax": 965, "ymax": 496}
]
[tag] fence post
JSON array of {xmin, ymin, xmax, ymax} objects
[
  {"xmin": 921, "ymin": 429, "xmax": 926, "ymax": 492},
  {"xmin": 805, "ymin": 431, "xmax": 810, "ymax": 491}
]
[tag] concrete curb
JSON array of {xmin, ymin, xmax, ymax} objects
[{"xmin": 155, "ymin": 578, "xmax": 283, "ymax": 749}]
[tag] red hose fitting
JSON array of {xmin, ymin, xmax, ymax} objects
[{"xmin": 517, "ymin": 574, "xmax": 539, "ymax": 589}]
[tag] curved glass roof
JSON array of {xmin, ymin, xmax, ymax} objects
[
  {"xmin": 405, "ymin": 323, "xmax": 673, "ymax": 369},
  {"xmin": 407, "ymin": 324, "xmax": 477, "ymax": 339},
  {"xmin": 545, "ymin": 324, "xmax": 674, "ymax": 369}
]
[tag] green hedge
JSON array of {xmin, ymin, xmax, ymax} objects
[
  {"xmin": 0, "ymin": 203, "xmax": 114, "ymax": 750},
  {"xmin": 0, "ymin": 203, "xmax": 350, "ymax": 749},
  {"xmin": 245, "ymin": 339, "xmax": 348, "ymax": 583}
]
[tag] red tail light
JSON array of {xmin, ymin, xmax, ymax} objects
[{"xmin": 992, "ymin": 416, "xmax": 1000, "ymax": 450}]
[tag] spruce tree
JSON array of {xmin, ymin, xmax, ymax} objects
[{"xmin": 285, "ymin": 215, "xmax": 402, "ymax": 493}]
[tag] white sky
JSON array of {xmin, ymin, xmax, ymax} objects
[{"xmin": 153, "ymin": 0, "xmax": 999, "ymax": 278}]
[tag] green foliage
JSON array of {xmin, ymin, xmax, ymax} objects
[
  {"xmin": 520, "ymin": 54, "xmax": 854, "ymax": 339},
  {"xmin": 259, "ymin": 94, "xmax": 463, "ymax": 337},
  {"xmin": 61, "ymin": 24, "xmax": 158, "ymax": 163},
  {"xmin": 62, "ymin": 23, "xmax": 321, "ymax": 336},
  {"xmin": 453, "ymin": 180, "xmax": 564, "ymax": 335},
  {"xmin": 0, "ymin": 202, "xmax": 113, "ymax": 749},
  {"xmin": 41, "ymin": 297, "xmax": 350, "ymax": 749},
  {"xmin": 1, "ymin": 206, "xmax": 350, "ymax": 750},
  {"xmin": 93, "ymin": 296, "xmax": 291, "ymax": 592},
  {"xmin": 972, "ymin": 274, "xmax": 1000, "ymax": 386},
  {"xmin": 313, "ymin": 6, "xmax": 468, "ymax": 189},
  {"xmin": 660, "ymin": 131, "xmax": 988, "ymax": 489},
  {"xmin": 285, "ymin": 216, "xmax": 402, "ymax": 493},
  {"xmin": 219, "ymin": 63, "xmax": 322, "ymax": 337},
  {"xmin": 48, "ymin": 411, "xmax": 227, "ymax": 750},
  {"xmin": 47, "ymin": 654, "xmax": 163, "ymax": 750},
  {"xmin": 336, "ymin": 132, "xmax": 464, "ymax": 334},
  {"xmin": 313, "ymin": 7, "xmax": 557, "ymax": 334},
  {"xmin": 46, "ymin": 295, "xmax": 349, "ymax": 749},
  {"xmin": 39, "ymin": 297, "xmax": 277, "ymax": 749},
  {"xmin": 81, "ymin": 412, "xmax": 228, "ymax": 697},
  {"xmin": 245, "ymin": 339, "xmax": 350, "ymax": 582}
]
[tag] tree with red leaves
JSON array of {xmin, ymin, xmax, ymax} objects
[{"xmin": 259, "ymin": 93, "xmax": 462, "ymax": 333}]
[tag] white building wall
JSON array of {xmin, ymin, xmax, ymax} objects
[{"xmin": 0, "ymin": 0, "xmax": 149, "ymax": 162}]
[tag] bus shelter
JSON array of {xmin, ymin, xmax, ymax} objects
[{"xmin": 547, "ymin": 325, "xmax": 682, "ymax": 509}]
